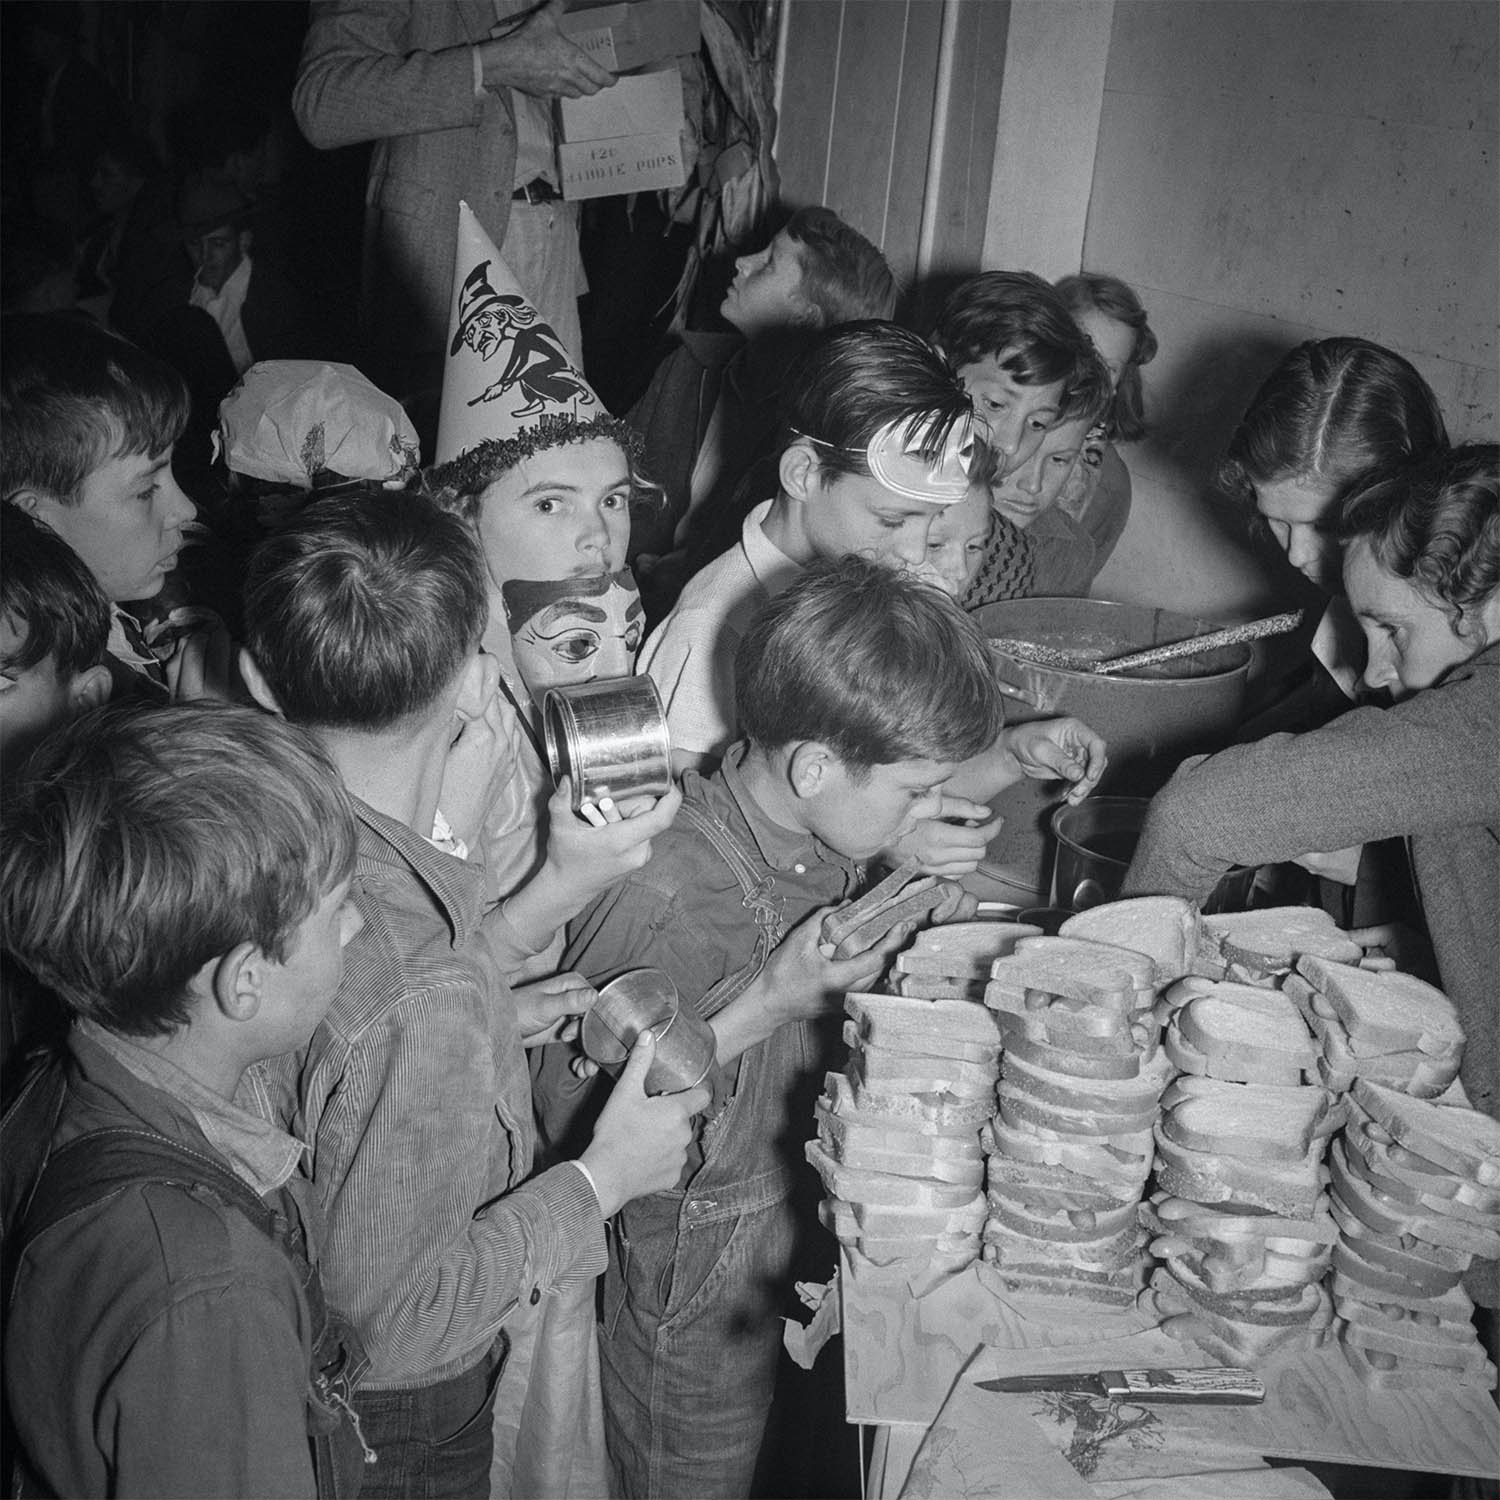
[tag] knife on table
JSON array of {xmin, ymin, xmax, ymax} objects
[{"xmin": 977, "ymin": 1366, "xmax": 1265, "ymax": 1404}]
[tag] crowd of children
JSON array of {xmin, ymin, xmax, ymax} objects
[{"xmin": 0, "ymin": 177, "xmax": 1493, "ymax": 1500}]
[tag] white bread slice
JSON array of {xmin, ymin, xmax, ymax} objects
[
  {"xmin": 828, "ymin": 1070, "xmax": 993, "ymax": 1132},
  {"xmin": 1336, "ymin": 1283, "xmax": 1475, "ymax": 1335},
  {"xmin": 892, "ymin": 974, "xmax": 986, "ymax": 1002},
  {"xmin": 1002, "ymin": 1047, "xmax": 1171, "ymax": 1113},
  {"xmin": 984, "ymin": 1261, "xmax": 1144, "ymax": 1307},
  {"xmin": 1058, "ymin": 897, "xmax": 1199, "ymax": 985},
  {"xmin": 993, "ymin": 1004, "xmax": 1146, "ymax": 1059},
  {"xmin": 1296, "ymin": 956, "xmax": 1463, "ymax": 1063},
  {"xmin": 1154, "ymin": 975, "xmax": 1218, "ymax": 1025},
  {"xmin": 1330, "ymin": 1237, "xmax": 1466, "ymax": 1299},
  {"xmin": 1342, "ymin": 1339, "xmax": 1497, "ymax": 1391},
  {"xmin": 1142, "ymin": 1193, "xmax": 1338, "ymax": 1245},
  {"xmin": 831, "ymin": 1192, "xmax": 988, "ymax": 1240},
  {"xmin": 986, "ymin": 1195, "xmax": 1139, "ymax": 1243},
  {"xmin": 1152, "ymin": 1130, "xmax": 1324, "ymax": 1219},
  {"xmin": 815, "ymin": 1097, "xmax": 983, "ymax": 1161},
  {"xmin": 985, "ymin": 1170, "xmax": 1138, "ymax": 1216},
  {"xmin": 1330, "ymin": 1269, "xmax": 1475, "ymax": 1318},
  {"xmin": 816, "ymin": 1116, "xmax": 986, "ymax": 1187},
  {"xmin": 1010, "ymin": 935, "xmax": 1158, "ymax": 1002},
  {"xmin": 1199, "ymin": 907, "xmax": 1362, "ymax": 976},
  {"xmin": 894, "ymin": 921, "xmax": 1042, "ymax": 981},
  {"xmin": 982, "ymin": 1218, "xmax": 1143, "ymax": 1272},
  {"xmin": 984, "ymin": 951, "xmax": 1140, "ymax": 1013},
  {"xmin": 986, "ymin": 1120, "xmax": 1151, "ymax": 1189},
  {"xmin": 1310, "ymin": 1012, "xmax": 1461, "ymax": 1098},
  {"xmin": 997, "ymin": 1026, "xmax": 1146, "ymax": 1080},
  {"xmin": 844, "ymin": 1033, "xmax": 996, "ymax": 1099},
  {"xmin": 1328, "ymin": 1153, "xmax": 1500, "ymax": 1260},
  {"xmin": 1339, "ymin": 1329, "xmax": 1496, "ymax": 1382},
  {"xmin": 1154, "ymin": 1258, "xmax": 1328, "ymax": 1320},
  {"xmin": 1175, "ymin": 987, "xmax": 1316, "ymax": 1070},
  {"xmin": 1351, "ymin": 1079, "xmax": 1500, "ymax": 1187},
  {"xmin": 996, "ymin": 1080, "xmax": 1158, "ymax": 1139},
  {"xmin": 1159, "ymin": 1078, "xmax": 1333, "ymax": 1163},
  {"xmin": 805, "ymin": 1141, "xmax": 985, "ymax": 1210},
  {"xmin": 1342, "ymin": 1119, "xmax": 1498, "ymax": 1211},
  {"xmin": 844, "ymin": 991, "xmax": 1003, "ymax": 1058},
  {"xmin": 1148, "ymin": 1234, "xmax": 1330, "ymax": 1295},
  {"xmin": 819, "ymin": 1199, "xmax": 980, "ymax": 1257},
  {"xmin": 1165, "ymin": 1020, "xmax": 1306, "ymax": 1089},
  {"xmin": 1156, "ymin": 1307, "xmax": 1332, "ymax": 1365},
  {"xmin": 1326, "ymin": 1198, "xmax": 1471, "ymax": 1278}
]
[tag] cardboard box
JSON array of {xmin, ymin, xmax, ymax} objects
[
  {"xmin": 558, "ymin": 64, "xmax": 683, "ymax": 144},
  {"xmin": 558, "ymin": 129, "xmax": 686, "ymax": 201},
  {"xmin": 560, "ymin": 0, "xmax": 699, "ymax": 74}
]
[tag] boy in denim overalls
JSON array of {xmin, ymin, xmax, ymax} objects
[{"xmin": 542, "ymin": 556, "xmax": 1018, "ymax": 1498}]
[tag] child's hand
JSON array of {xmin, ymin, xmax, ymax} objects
[
  {"xmin": 888, "ymin": 797, "xmax": 1003, "ymax": 877},
  {"xmin": 543, "ymin": 777, "xmax": 682, "ymax": 899},
  {"xmin": 580, "ymin": 1032, "xmax": 710, "ymax": 1217},
  {"xmin": 1004, "ymin": 717, "xmax": 1107, "ymax": 803},
  {"xmin": 759, "ymin": 905, "xmax": 912, "ymax": 1027},
  {"xmin": 513, "ymin": 970, "xmax": 597, "ymax": 1047}
]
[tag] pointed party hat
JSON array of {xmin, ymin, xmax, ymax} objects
[{"xmin": 435, "ymin": 201, "xmax": 601, "ymax": 463}]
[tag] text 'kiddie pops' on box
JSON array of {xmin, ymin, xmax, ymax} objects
[
  {"xmin": 558, "ymin": 0, "xmax": 699, "ymax": 74},
  {"xmin": 557, "ymin": 65, "xmax": 688, "ymax": 200}
]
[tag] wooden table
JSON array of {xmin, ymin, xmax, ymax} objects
[{"xmin": 840, "ymin": 1253, "xmax": 1500, "ymax": 1498}]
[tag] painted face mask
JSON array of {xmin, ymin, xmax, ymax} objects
[{"xmin": 501, "ymin": 569, "xmax": 644, "ymax": 700}]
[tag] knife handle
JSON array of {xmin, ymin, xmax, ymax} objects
[{"xmin": 1101, "ymin": 1367, "xmax": 1265, "ymax": 1403}]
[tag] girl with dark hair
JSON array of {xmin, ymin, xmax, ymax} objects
[{"xmin": 1126, "ymin": 444, "xmax": 1500, "ymax": 1125}]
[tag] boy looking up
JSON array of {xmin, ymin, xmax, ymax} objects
[
  {"xmin": 240, "ymin": 489, "xmax": 706, "ymax": 1499},
  {"xmin": 2, "ymin": 701, "xmax": 367, "ymax": 1498},
  {"xmin": 539, "ymin": 557, "xmax": 1006, "ymax": 1498},
  {"xmin": 629, "ymin": 207, "xmax": 898, "ymax": 603},
  {"xmin": 0, "ymin": 504, "xmax": 112, "ymax": 766},
  {"xmin": 0, "ymin": 313, "xmax": 208, "ymax": 698}
]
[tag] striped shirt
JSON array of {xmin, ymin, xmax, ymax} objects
[{"xmin": 255, "ymin": 798, "xmax": 605, "ymax": 1390}]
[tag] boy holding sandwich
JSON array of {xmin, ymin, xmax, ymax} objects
[{"xmin": 536, "ymin": 557, "xmax": 1009, "ymax": 1498}]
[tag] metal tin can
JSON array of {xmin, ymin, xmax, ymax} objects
[{"xmin": 542, "ymin": 675, "xmax": 673, "ymax": 811}]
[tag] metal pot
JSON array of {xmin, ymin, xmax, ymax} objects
[{"xmin": 972, "ymin": 598, "xmax": 1254, "ymax": 901}]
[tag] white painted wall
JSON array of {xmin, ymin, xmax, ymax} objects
[{"xmin": 1086, "ymin": 0, "xmax": 1499, "ymax": 620}]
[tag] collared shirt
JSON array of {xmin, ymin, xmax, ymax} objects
[
  {"xmin": 254, "ymin": 796, "xmax": 605, "ymax": 1391},
  {"xmin": 190, "ymin": 254, "xmax": 254, "ymax": 374},
  {"xmin": 81, "ymin": 1019, "xmax": 305, "ymax": 1195},
  {"xmin": 638, "ymin": 499, "xmax": 800, "ymax": 759}
]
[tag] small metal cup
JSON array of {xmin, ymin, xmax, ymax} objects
[
  {"xmin": 581, "ymin": 968, "xmax": 716, "ymax": 1096},
  {"xmin": 542, "ymin": 676, "xmax": 672, "ymax": 812}
]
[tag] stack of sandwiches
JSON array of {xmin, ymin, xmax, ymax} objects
[
  {"xmin": 1144, "ymin": 983, "xmax": 1339, "ymax": 1362},
  {"xmin": 1329, "ymin": 1079, "xmax": 1499, "ymax": 1390},
  {"xmin": 806, "ymin": 991, "xmax": 999, "ymax": 1273},
  {"xmin": 979, "ymin": 934, "xmax": 1171, "ymax": 1306},
  {"xmin": 1283, "ymin": 957, "xmax": 1465, "ymax": 1098}
]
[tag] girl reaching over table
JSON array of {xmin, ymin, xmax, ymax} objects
[{"xmin": 1124, "ymin": 444, "xmax": 1499, "ymax": 1121}]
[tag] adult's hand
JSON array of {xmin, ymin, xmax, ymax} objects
[{"xmin": 481, "ymin": 0, "xmax": 615, "ymax": 99}]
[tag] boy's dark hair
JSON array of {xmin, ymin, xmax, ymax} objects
[
  {"xmin": 1054, "ymin": 272, "xmax": 1158, "ymax": 442},
  {"xmin": 735, "ymin": 555, "xmax": 1006, "ymax": 773},
  {"xmin": 0, "ymin": 701, "xmax": 357, "ymax": 1037},
  {"xmin": 780, "ymin": 321, "xmax": 975, "ymax": 483},
  {"xmin": 0, "ymin": 313, "xmax": 190, "ymax": 506},
  {"xmin": 932, "ymin": 272, "xmax": 1111, "ymax": 426},
  {"xmin": 782, "ymin": 208, "xmax": 897, "ymax": 326},
  {"xmin": 1217, "ymin": 337, "xmax": 1449, "ymax": 511},
  {"xmin": 244, "ymin": 488, "xmax": 488, "ymax": 732},
  {"xmin": 1340, "ymin": 443, "xmax": 1500, "ymax": 635},
  {"xmin": 0, "ymin": 504, "xmax": 110, "ymax": 679}
]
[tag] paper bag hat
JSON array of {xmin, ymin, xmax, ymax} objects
[{"xmin": 435, "ymin": 201, "xmax": 601, "ymax": 463}]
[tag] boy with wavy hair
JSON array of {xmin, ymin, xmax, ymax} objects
[
  {"xmin": 2, "ymin": 701, "xmax": 367, "ymax": 1498},
  {"xmin": 536, "ymin": 557, "xmax": 1006, "ymax": 1498}
]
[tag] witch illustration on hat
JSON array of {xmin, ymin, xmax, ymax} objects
[{"xmin": 429, "ymin": 203, "xmax": 652, "ymax": 716}]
